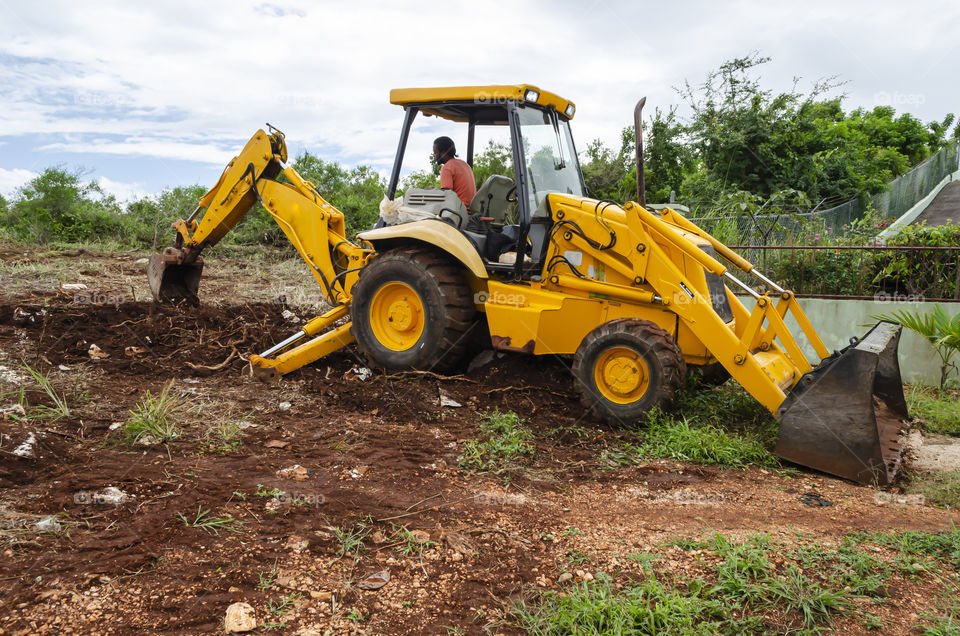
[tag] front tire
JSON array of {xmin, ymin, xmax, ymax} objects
[
  {"xmin": 572, "ymin": 318, "xmax": 686, "ymax": 423},
  {"xmin": 350, "ymin": 247, "xmax": 476, "ymax": 372}
]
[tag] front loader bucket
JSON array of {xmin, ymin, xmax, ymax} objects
[
  {"xmin": 148, "ymin": 247, "xmax": 203, "ymax": 305},
  {"xmin": 774, "ymin": 321, "xmax": 909, "ymax": 486}
]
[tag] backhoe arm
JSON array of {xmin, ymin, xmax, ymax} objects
[{"xmin": 149, "ymin": 127, "xmax": 373, "ymax": 377}]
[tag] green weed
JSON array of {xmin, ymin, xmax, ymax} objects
[
  {"xmin": 908, "ymin": 470, "xmax": 960, "ymax": 510},
  {"xmin": 632, "ymin": 409, "xmax": 775, "ymax": 468},
  {"xmin": 123, "ymin": 380, "xmax": 185, "ymax": 444},
  {"xmin": 255, "ymin": 484, "xmax": 285, "ymax": 498},
  {"xmin": 202, "ymin": 412, "xmax": 248, "ymax": 452},
  {"xmin": 514, "ymin": 529, "xmax": 960, "ymax": 634},
  {"xmin": 391, "ymin": 524, "xmax": 435, "ymax": 557},
  {"xmin": 21, "ymin": 362, "xmax": 70, "ymax": 419},
  {"xmin": 257, "ymin": 561, "xmax": 278, "ymax": 590},
  {"xmin": 676, "ymin": 380, "xmax": 778, "ymax": 441},
  {"xmin": 763, "ymin": 566, "xmax": 850, "ymax": 627},
  {"xmin": 459, "ymin": 409, "xmax": 534, "ymax": 472},
  {"xmin": 512, "ymin": 574, "xmax": 726, "ymax": 635},
  {"xmin": 268, "ymin": 592, "xmax": 301, "ymax": 617},
  {"xmin": 853, "ymin": 529, "xmax": 960, "ymax": 569},
  {"xmin": 917, "ymin": 592, "xmax": 960, "ymax": 635},
  {"xmin": 175, "ymin": 506, "xmax": 242, "ymax": 535},
  {"xmin": 906, "ymin": 385, "xmax": 960, "ymax": 436},
  {"xmin": 334, "ymin": 516, "xmax": 372, "ymax": 558},
  {"xmin": 345, "ymin": 608, "xmax": 366, "ymax": 622}
]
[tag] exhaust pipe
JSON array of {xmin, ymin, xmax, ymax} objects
[{"xmin": 634, "ymin": 97, "xmax": 646, "ymax": 207}]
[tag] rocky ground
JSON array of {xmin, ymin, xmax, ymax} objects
[{"xmin": 0, "ymin": 246, "xmax": 958, "ymax": 635}]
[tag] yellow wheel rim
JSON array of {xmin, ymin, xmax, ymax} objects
[
  {"xmin": 593, "ymin": 346, "xmax": 649, "ymax": 405},
  {"xmin": 369, "ymin": 281, "xmax": 425, "ymax": 351}
]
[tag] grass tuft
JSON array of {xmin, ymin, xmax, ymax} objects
[
  {"xmin": 123, "ymin": 380, "xmax": 185, "ymax": 444},
  {"xmin": 176, "ymin": 505, "xmax": 242, "ymax": 535},
  {"xmin": 391, "ymin": 524, "xmax": 436, "ymax": 557},
  {"xmin": 333, "ymin": 516, "xmax": 372, "ymax": 559},
  {"xmin": 459, "ymin": 409, "xmax": 534, "ymax": 472},
  {"xmin": 631, "ymin": 409, "xmax": 775, "ymax": 468},
  {"xmin": 21, "ymin": 362, "xmax": 70, "ymax": 419},
  {"xmin": 907, "ymin": 470, "xmax": 960, "ymax": 510},
  {"xmin": 513, "ymin": 574, "xmax": 727, "ymax": 635},
  {"xmin": 906, "ymin": 385, "xmax": 960, "ymax": 437},
  {"xmin": 763, "ymin": 566, "xmax": 851, "ymax": 627},
  {"xmin": 202, "ymin": 411, "xmax": 249, "ymax": 452}
]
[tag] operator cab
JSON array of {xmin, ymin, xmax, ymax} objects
[{"xmin": 384, "ymin": 85, "xmax": 584, "ymax": 279}]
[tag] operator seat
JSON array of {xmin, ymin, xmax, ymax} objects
[{"xmin": 469, "ymin": 175, "xmax": 515, "ymax": 223}]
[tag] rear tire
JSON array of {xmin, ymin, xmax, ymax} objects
[
  {"xmin": 350, "ymin": 247, "xmax": 476, "ymax": 372},
  {"xmin": 572, "ymin": 318, "xmax": 686, "ymax": 423}
]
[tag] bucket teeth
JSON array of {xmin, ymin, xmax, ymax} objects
[{"xmin": 775, "ymin": 321, "xmax": 909, "ymax": 485}]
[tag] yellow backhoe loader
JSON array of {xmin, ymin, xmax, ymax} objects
[{"xmin": 150, "ymin": 85, "xmax": 909, "ymax": 485}]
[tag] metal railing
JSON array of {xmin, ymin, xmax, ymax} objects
[
  {"xmin": 725, "ymin": 244, "xmax": 960, "ymax": 301},
  {"xmin": 687, "ymin": 142, "xmax": 959, "ymax": 245}
]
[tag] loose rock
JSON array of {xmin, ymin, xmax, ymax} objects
[{"xmin": 223, "ymin": 602, "xmax": 257, "ymax": 633}]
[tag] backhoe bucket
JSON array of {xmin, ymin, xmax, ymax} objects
[
  {"xmin": 774, "ymin": 321, "xmax": 909, "ymax": 486},
  {"xmin": 148, "ymin": 247, "xmax": 203, "ymax": 304}
]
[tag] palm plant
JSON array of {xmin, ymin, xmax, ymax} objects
[{"xmin": 872, "ymin": 304, "xmax": 960, "ymax": 389}]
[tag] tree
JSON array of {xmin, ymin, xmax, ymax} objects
[
  {"xmin": 125, "ymin": 185, "xmax": 207, "ymax": 248},
  {"xmin": 580, "ymin": 137, "xmax": 632, "ymax": 202},
  {"xmin": 642, "ymin": 107, "xmax": 694, "ymax": 203},
  {"xmin": 928, "ymin": 113, "xmax": 957, "ymax": 149},
  {"xmin": 292, "ymin": 152, "xmax": 386, "ymax": 237},
  {"xmin": 4, "ymin": 168, "xmax": 123, "ymax": 243},
  {"xmin": 676, "ymin": 53, "xmax": 949, "ymax": 209},
  {"xmin": 471, "ymin": 140, "xmax": 513, "ymax": 189}
]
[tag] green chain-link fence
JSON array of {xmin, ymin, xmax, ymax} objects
[{"xmin": 688, "ymin": 142, "xmax": 959, "ymax": 245}]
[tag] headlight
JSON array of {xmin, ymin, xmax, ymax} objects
[
  {"xmin": 524, "ymin": 89, "xmax": 540, "ymax": 103},
  {"xmin": 565, "ymin": 103, "xmax": 575, "ymax": 117}
]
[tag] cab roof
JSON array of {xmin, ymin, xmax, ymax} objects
[{"xmin": 389, "ymin": 84, "xmax": 575, "ymax": 122}]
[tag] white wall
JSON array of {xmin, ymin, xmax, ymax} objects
[{"xmin": 739, "ymin": 297, "xmax": 960, "ymax": 386}]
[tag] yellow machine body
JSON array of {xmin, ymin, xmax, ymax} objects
[{"xmin": 151, "ymin": 86, "xmax": 909, "ymax": 485}]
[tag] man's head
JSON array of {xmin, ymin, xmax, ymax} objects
[{"xmin": 432, "ymin": 136, "xmax": 457, "ymax": 165}]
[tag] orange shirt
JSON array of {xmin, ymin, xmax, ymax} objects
[{"xmin": 440, "ymin": 158, "xmax": 477, "ymax": 211}]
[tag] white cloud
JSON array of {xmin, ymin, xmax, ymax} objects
[
  {"xmin": 0, "ymin": 168, "xmax": 38, "ymax": 197},
  {"xmin": 96, "ymin": 176, "xmax": 151, "ymax": 203},
  {"xmin": 37, "ymin": 138, "xmax": 237, "ymax": 165},
  {"xmin": 0, "ymin": 0, "xmax": 958, "ymax": 188}
]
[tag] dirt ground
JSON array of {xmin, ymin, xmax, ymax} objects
[{"xmin": 0, "ymin": 247, "xmax": 958, "ymax": 635}]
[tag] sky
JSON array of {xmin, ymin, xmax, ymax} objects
[{"xmin": 0, "ymin": 0, "xmax": 958, "ymax": 202}]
